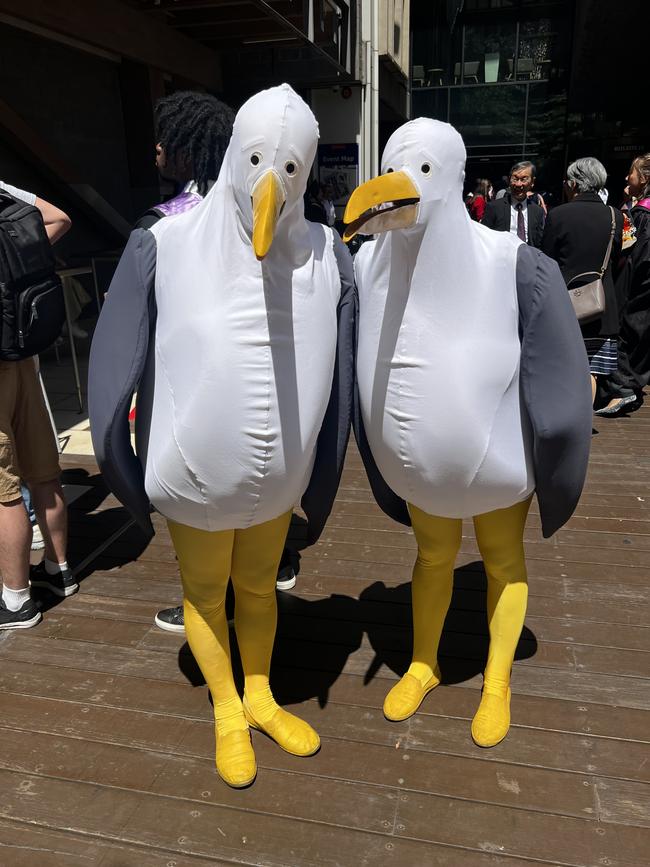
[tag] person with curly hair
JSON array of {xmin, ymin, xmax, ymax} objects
[{"xmin": 135, "ymin": 90, "xmax": 235, "ymax": 229}]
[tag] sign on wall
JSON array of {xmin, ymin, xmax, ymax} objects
[{"xmin": 318, "ymin": 143, "xmax": 359, "ymax": 206}]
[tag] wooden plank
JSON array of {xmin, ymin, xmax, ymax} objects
[
  {"xmin": 0, "ymin": 724, "xmax": 596, "ymax": 824},
  {"xmin": 395, "ymin": 788, "xmax": 650, "ymax": 867},
  {"xmin": 596, "ymin": 779, "xmax": 650, "ymax": 828},
  {"xmin": 276, "ymin": 586, "xmax": 650, "ymax": 652},
  {"xmin": 2, "ymin": 622, "xmax": 649, "ymax": 710},
  {"xmin": 0, "ymin": 769, "xmax": 535, "ymax": 867},
  {"xmin": 3, "ymin": 656, "xmax": 648, "ymax": 745},
  {"xmin": 0, "ymin": 730, "xmax": 400, "ymax": 836},
  {"xmin": 1, "ymin": 674, "xmax": 648, "ymax": 786},
  {"xmin": 0, "ymin": 818, "xmax": 231, "ymax": 866}
]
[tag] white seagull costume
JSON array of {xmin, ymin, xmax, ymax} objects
[
  {"xmin": 344, "ymin": 118, "xmax": 592, "ymax": 747},
  {"xmin": 89, "ymin": 85, "xmax": 355, "ymax": 787},
  {"xmin": 89, "ymin": 84, "xmax": 354, "ymax": 541}
]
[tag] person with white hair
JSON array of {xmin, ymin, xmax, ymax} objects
[{"xmin": 542, "ymin": 157, "xmax": 625, "ymax": 405}]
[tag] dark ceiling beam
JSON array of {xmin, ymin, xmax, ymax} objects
[
  {"xmin": 249, "ymin": 0, "xmax": 350, "ymax": 77},
  {"xmin": 179, "ymin": 19, "xmax": 290, "ymax": 39},
  {"xmin": 0, "ymin": 0, "xmax": 221, "ymax": 88},
  {"xmin": 137, "ymin": 0, "xmax": 291, "ymax": 11},
  {"xmin": 174, "ymin": 5, "xmax": 300, "ymax": 27},
  {"xmin": 177, "ymin": 16, "xmax": 304, "ymax": 36}
]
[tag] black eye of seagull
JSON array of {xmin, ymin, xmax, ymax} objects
[
  {"xmin": 386, "ymin": 167, "xmax": 394, "ymax": 174},
  {"xmin": 285, "ymin": 161, "xmax": 296, "ymax": 175},
  {"xmin": 421, "ymin": 163, "xmax": 431, "ymax": 174},
  {"xmin": 250, "ymin": 153, "xmax": 261, "ymax": 166}
]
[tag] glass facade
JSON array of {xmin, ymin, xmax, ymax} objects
[
  {"xmin": 411, "ymin": 0, "xmax": 571, "ymax": 200},
  {"xmin": 411, "ymin": 0, "xmax": 649, "ymax": 204}
]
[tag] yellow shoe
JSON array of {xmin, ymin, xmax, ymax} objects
[
  {"xmin": 215, "ymin": 728, "xmax": 257, "ymax": 788},
  {"xmin": 243, "ymin": 696, "xmax": 320, "ymax": 757},
  {"xmin": 383, "ymin": 670, "xmax": 441, "ymax": 721},
  {"xmin": 471, "ymin": 687, "xmax": 511, "ymax": 748}
]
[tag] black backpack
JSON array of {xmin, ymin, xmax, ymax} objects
[{"xmin": 0, "ymin": 191, "xmax": 65, "ymax": 360}]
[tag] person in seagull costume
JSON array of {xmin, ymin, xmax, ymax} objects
[
  {"xmin": 89, "ymin": 85, "xmax": 355, "ymax": 786},
  {"xmin": 343, "ymin": 119, "xmax": 592, "ymax": 747}
]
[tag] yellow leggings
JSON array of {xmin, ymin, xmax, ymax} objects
[
  {"xmin": 168, "ymin": 511, "xmax": 292, "ymax": 735},
  {"xmin": 407, "ymin": 497, "xmax": 531, "ymax": 694}
]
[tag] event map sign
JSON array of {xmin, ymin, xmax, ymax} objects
[{"xmin": 318, "ymin": 143, "xmax": 359, "ymax": 207}]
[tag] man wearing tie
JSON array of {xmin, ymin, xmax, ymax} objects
[{"xmin": 482, "ymin": 161, "xmax": 545, "ymax": 248}]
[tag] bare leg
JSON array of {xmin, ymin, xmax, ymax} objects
[
  {"xmin": 30, "ymin": 478, "xmax": 67, "ymax": 564},
  {"xmin": 0, "ymin": 497, "xmax": 31, "ymax": 591}
]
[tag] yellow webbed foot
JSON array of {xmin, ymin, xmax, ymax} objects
[
  {"xmin": 471, "ymin": 687, "xmax": 511, "ymax": 748},
  {"xmin": 243, "ymin": 694, "xmax": 320, "ymax": 757},
  {"xmin": 383, "ymin": 668, "xmax": 441, "ymax": 722},
  {"xmin": 215, "ymin": 728, "xmax": 257, "ymax": 787}
]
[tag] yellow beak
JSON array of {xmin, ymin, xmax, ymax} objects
[
  {"xmin": 343, "ymin": 171, "xmax": 420, "ymax": 241},
  {"xmin": 252, "ymin": 170, "xmax": 286, "ymax": 260}
]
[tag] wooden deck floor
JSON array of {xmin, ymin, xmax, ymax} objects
[{"xmin": 1, "ymin": 406, "xmax": 650, "ymax": 866}]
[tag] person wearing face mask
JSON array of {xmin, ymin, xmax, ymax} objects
[
  {"xmin": 343, "ymin": 118, "xmax": 591, "ymax": 748},
  {"xmin": 597, "ymin": 153, "xmax": 650, "ymax": 414},
  {"xmin": 481, "ymin": 160, "xmax": 545, "ymax": 248},
  {"xmin": 88, "ymin": 84, "xmax": 355, "ymax": 787}
]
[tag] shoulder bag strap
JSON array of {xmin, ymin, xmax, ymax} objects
[{"xmin": 598, "ymin": 206, "xmax": 616, "ymax": 277}]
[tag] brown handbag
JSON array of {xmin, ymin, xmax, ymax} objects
[{"xmin": 567, "ymin": 206, "xmax": 616, "ymax": 323}]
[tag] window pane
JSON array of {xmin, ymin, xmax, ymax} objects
[
  {"xmin": 412, "ymin": 0, "xmax": 461, "ymax": 87},
  {"xmin": 462, "ymin": 21, "xmax": 517, "ymax": 83},
  {"xmin": 517, "ymin": 18, "xmax": 557, "ymax": 80},
  {"xmin": 412, "ymin": 88, "xmax": 449, "ymax": 122},
  {"xmin": 450, "ymin": 84, "xmax": 526, "ymax": 146}
]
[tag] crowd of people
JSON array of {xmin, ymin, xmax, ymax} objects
[
  {"xmin": 0, "ymin": 86, "xmax": 648, "ymax": 788},
  {"xmin": 467, "ymin": 155, "xmax": 650, "ymax": 413}
]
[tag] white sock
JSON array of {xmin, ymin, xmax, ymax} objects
[
  {"xmin": 2, "ymin": 586, "xmax": 31, "ymax": 612},
  {"xmin": 45, "ymin": 558, "xmax": 70, "ymax": 576}
]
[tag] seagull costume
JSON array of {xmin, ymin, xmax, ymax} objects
[
  {"xmin": 89, "ymin": 85, "xmax": 355, "ymax": 786},
  {"xmin": 343, "ymin": 119, "xmax": 592, "ymax": 746}
]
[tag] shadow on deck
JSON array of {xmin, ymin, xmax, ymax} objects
[{"xmin": 1, "ymin": 404, "xmax": 649, "ymax": 865}]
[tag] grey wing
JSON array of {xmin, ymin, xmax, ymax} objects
[
  {"xmin": 301, "ymin": 233, "xmax": 356, "ymax": 545},
  {"xmin": 517, "ymin": 244, "xmax": 592, "ymax": 537},
  {"xmin": 88, "ymin": 229, "xmax": 157, "ymax": 538}
]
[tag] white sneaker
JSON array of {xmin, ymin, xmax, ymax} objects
[
  {"xmin": 276, "ymin": 564, "xmax": 296, "ymax": 591},
  {"xmin": 31, "ymin": 524, "xmax": 45, "ymax": 551}
]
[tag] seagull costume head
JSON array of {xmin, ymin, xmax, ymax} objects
[
  {"xmin": 229, "ymin": 83, "xmax": 318, "ymax": 259},
  {"xmin": 344, "ymin": 118, "xmax": 466, "ymax": 240}
]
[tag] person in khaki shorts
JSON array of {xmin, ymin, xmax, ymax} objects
[{"xmin": 0, "ymin": 182, "xmax": 78, "ymax": 629}]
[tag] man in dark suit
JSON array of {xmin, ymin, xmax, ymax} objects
[{"xmin": 482, "ymin": 160, "xmax": 545, "ymax": 248}]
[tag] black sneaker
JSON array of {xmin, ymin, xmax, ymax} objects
[
  {"xmin": 0, "ymin": 598, "xmax": 42, "ymax": 630},
  {"xmin": 30, "ymin": 562, "xmax": 79, "ymax": 597},
  {"xmin": 154, "ymin": 605, "xmax": 185, "ymax": 633},
  {"xmin": 276, "ymin": 564, "xmax": 296, "ymax": 591}
]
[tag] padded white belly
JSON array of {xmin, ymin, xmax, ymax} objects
[
  {"xmin": 143, "ymin": 260, "xmax": 339, "ymax": 531},
  {"xmin": 356, "ymin": 236, "xmax": 534, "ymax": 518}
]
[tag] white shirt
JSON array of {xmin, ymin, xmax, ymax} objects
[
  {"xmin": 509, "ymin": 198, "xmax": 528, "ymax": 241},
  {"xmin": 323, "ymin": 198, "xmax": 336, "ymax": 227},
  {"xmin": 0, "ymin": 180, "xmax": 36, "ymax": 206}
]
